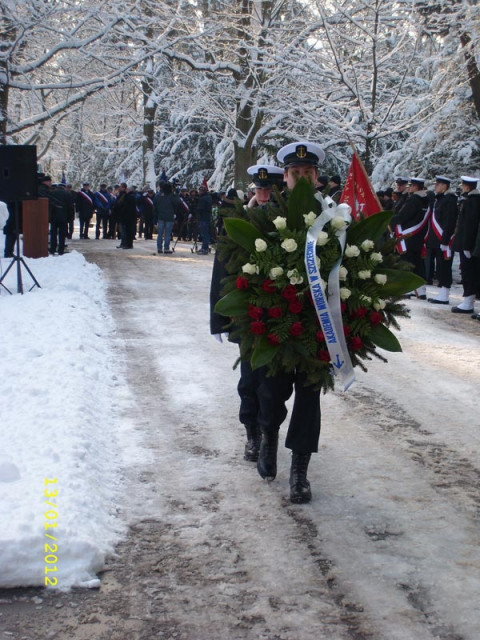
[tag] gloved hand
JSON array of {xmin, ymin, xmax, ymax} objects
[
  {"xmin": 464, "ymin": 250, "xmax": 472, "ymax": 258},
  {"xmin": 440, "ymin": 244, "xmax": 448, "ymax": 251}
]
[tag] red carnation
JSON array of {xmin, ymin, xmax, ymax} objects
[
  {"xmin": 262, "ymin": 279, "xmax": 276, "ymax": 293},
  {"xmin": 344, "ymin": 325, "xmax": 351, "ymax": 337},
  {"xmin": 248, "ymin": 304, "xmax": 263, "ymax": 320},
  {"xmin": 288, "ymin": 299, "xmax": 303, "ymax": 314},
  {"xmin": 289, "ymin": 321, "xmax": 304, "ymax": 337},
  {"xmin": 316, "ymin": 330, "xmax": 325, "ymax": 342},
  {"xmin": 350, "ymin": 336, "xmax": 363, "ymax": 351},
  {"xmin": 236, "ymin": 276, "xmax": 249, "ymax": 290},
  {"xmin": 353, "ymin": 306, "xmax": 368, "ymax": 319},
  {"xmin": 282, "ymin": 285, "xmax": 298, "ymax": 302},
  {"xmin": 369, "ymin": 311, "xmax": 383, "ymax": 326},
  {"xmin": 250, "ymin": 321, "xmax": 266, "ymax": 335},
  {"xmin": 318, "ymin": 349, "xmax": 330, "ymax": 362},
  {"xmin": 268, "ymin": 306, "xmax": 283, "ymax": 319},
  {"xmin": 267, "ymin": 334, "xmax": 280, "ymax": 346}
]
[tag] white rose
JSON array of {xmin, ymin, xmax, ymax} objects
[
  {"xmin": 316, "ymin": 231, "xmax": 329, "ymax": 246},
  {"xmin": 255, "ymin": 238, "xmax": 267, "ymax": 252},
  {"xmin": 315, "ymin": 256, "xmax": 321, "ymax": 269},
  {"xmin": 361, "ymin": 239, "xmax": 375, "ymax": 252},
  {"xmin": 371, "ymin": 252, "xmax": 383, "ymax": 264},
  {"xmin": 331, "ymin": 216, "xmax": 348, "ymax": 230},
  {"xmin": 374, "ymin": 273, "xmax": 387, "ymax": 285},
  {"xmin": 374, "ymin": 298, "xmax": 386, "ymax": 310},
  {"xmin": 269, "ymin": 266, "xmax": 284, "ymax": 280},
  {"xmin": 287, "ymin": 269, "xmax": 304, "ymax": 285},
  {"xmin": 303, "ymin": 211, "xmax": 317, "ymax": 227},
  {"xmin": 339, "ymin": 266, "xmax": 348, "ymax": 281},
  {"xmin": 272, "ymin": 216, "xmax": 287, "ymax": 230},
  {"xmin": 281, "ymin": 238, "xmax": 298, "ymax": 253},
  {"xmin": 340, "ymin": 287, "xmax": 351, "ymax": 300},
  {"xmin": 358, "ymin": 270, "xmax": 371, "ymax": 280},
  {"xmin": 242, "ymin": 262, "xmax": 257, "ymax": 275},
  {"xmin": 361, "ymin": 295, "xmax": 372, "ymax": 304},
  {"xmin": 345, "ymin": 244, "xmax": 360, "ymax": 258}
]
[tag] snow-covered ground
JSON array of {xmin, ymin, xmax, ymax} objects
[
  {"xmin": 1, "ymin": 240, "xmax": 480, "ymax": 640},
  {"xmin": 0, "ymin": 251, "xmax": 142, "ymax": 589}
]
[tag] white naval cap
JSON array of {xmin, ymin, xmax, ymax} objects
[
  {"xmin": 435, "ymin": 175, "xmax": 451, "ymax": 185},
  {"xmin": 394, "ymin": 176, "xmax": 409, "ymax": 184},
  {"xmin": 409, "ymin": 176, "xmax": 426, "ymax": 186},
  {"xmin": 277, "ymin": 141, "xmax": 325, "ymax": 167},
  {"xmin": 461, "ymin": 175, "xmax": 479, "ymax": 186},
  {"xmin": 247, "ymin": 165, "xmax": 284, "ymax": 188}
]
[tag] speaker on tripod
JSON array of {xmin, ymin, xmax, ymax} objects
[{"xmin": 0, "ymin": 145, "xmax": 41, "ymax": 294}]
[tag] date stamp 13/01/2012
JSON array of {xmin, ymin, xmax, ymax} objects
[{"xmin": 44, "ymin": 478, "xmax": 59, "ymax": 587}]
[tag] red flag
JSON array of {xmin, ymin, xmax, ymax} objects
[
  {"xmin": 202, "ymin": 176, "xmax": 209, "ymax": 191},
  {"xmin": 340, "ymin": 148, "xmax": 383, "ymax": 221}
]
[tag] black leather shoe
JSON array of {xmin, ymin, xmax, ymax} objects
[
  {"xmin": 244, "ymin": 425, "xmax": 261, "ymax": 462},
  {"xmin": 428, "ymin": 298, "xmax": 449, "ymax": 305},
  {"xmin": 290, "ymin": 452, "xmax": 312, "ymax": 504},
  {"xmin": 471, "ymin": 313, "xmax": 480, "ymax": 321},
  {"xmin": 257, "ymin": 432, "xmax": 278, "ymax": 480},
  {"xmin": 452, "ymin": 306, "xmax": 474, "ymax": 314},
  {"xmin": 417, "ymin": 294, "xmax": 427, "ymax": 300}
]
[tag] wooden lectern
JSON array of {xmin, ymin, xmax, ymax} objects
[{"xmin": 23, "ymin": 197, "xmax": 49, "ymax": 258}]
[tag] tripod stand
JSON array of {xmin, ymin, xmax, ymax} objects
[{"xmin": 0, "ymin": 201, "xmax": 41, "ymax": 295}]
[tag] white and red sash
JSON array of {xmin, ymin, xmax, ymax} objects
[
  {"xmin": 79, "ymin": 190, "xmax": 93, "ymax": 206},
  {"xmin": 96, "ymin": 191, "xmax": 109, "ymax": 206},
  {"xmin": 431, "ymin": 211, "xmax": 454, "ymax": 259},
  {"xmin": 395, "ymin": 206, "xmax": 431, "ymax": 254}
]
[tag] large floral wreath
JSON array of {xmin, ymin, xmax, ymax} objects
[{"xmin": 214, "ymin": 178, "xmax": 423, "ymax": 392}]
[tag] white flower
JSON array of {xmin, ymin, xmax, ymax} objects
[
  {"xmin": 281, "ymin": 238, "xmax": 298, "ymax": 252},
  {"xmin": 315, "ymin": 256, "xmax": 321, "ymax": 269},
  {"xmin": 339, "ymin": 266, "xmax": 348, "ymax": 281},
  {"xmin": 269, "ymin": 266, "xmax": 284, "ymax": 280},
  {"xmin": 303, "ymin": 211, "xmax": 317, "ymax": 227},
  {"xmin": 358, "ymin": 270, "xmax": 371, "ymax": 280},
  {"xmin": 345, "ymin": 244, "xmax": 360, "ymax": 258},
  {"xmin": 242, "ymin": 262, "xmax": 257, "ymax": 275},
  {"xmin": 316, "ymin": 231, "xmax": 329, "ymax": 246},
  {"xmin": 374, "ymin": 298, "xmax": 386, "ymax": 310},
  {"xmin": 361, "ymin": 239, "xmax": 375, "ymax": 252},
  {"xmin": 361, "ymin": 295, "xmax": 372, "ymax": 304},
  {"xmin": 371, "ymin": 252, "xmax": 383, "ymax": 264},
  {"xmin": 287, "ymin": 269, "xmax": 304, "ymax": 285},
  {"xmin": 255, "ymin": 238, "xmax": 267, "ymax": 252},
  {"xmin": 374, "ymin": 273, "xmax": 387, "ymax": 285},
  {"xmin": 340, "ymin": 287, "xmax": 351, "ymax": 300},
  {"xmin": 331, "ymin": 216, "xmax": 348, "ymax": 230},
  {"xmin": 272, "ymin": 216, "xmax": 287, "ymax": 230}
]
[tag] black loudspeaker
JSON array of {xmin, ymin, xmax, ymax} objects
[{"xmin": 0, "ymin": 145, "xmax": 38, "ymax": 201}]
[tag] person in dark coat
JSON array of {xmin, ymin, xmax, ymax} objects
[
  {"xmin": 64, "ymin": 184, "xmax": 76, "ymax": 239},
  {"xmin": 139, "ymin": 188, "xmax": 155, "ymax": 240},
  {"xmin": 328, "ymin": 174, "xmax": 342, "ymax": 203},
  {"xmin": 425, "ymin": 176, "xmax": 458, "ymax": 305},
  {"xmin": 453, "ymin": 176, "xmax": 480, "ymax": 316},
  {"xmin": 153, "ymin": 182, "xmax": 183, "ymax": 254},
  {"xmin": 49, "ymin": 184, "xmax": 70, "ymax": 255},
  {"xmin": 93, "ymin": 183, "xmax": 112, "ymax": 239},
  {"xmin": 196, "ymin": 185, "xmax": 213, "ymax": 254},
  {"xmin": 113, "ymin": 183, "xmax": 137, "ymax": 249},
  {"xmin": 391, "ymin": 177, "xmax": 430, "ymax": 299},
  {"xmin": 393, "ymin": 177, "xmax": 409, "ymax": 214},
  {"xmin": 76, "ymin": 182, "xmax": 95, "ymax": 239},
  {"xmin": 2, "ymin": 201, "xmax": 21, "ymax": 258}
]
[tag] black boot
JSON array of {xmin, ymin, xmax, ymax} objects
[
  {"xmin": 290, "ymin": 452, "xmax": 312, "ymax": 504},
  {"xmin": 257, "ymin": 431, "xmax": 278, "ymax": 480},
  {"xmin": 244, "ymin": 425, "xmax": 261, "ymax": 462}
]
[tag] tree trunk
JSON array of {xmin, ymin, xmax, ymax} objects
[
  {"xmin": 0, "ymin": 66, "xmax": 8, "ymax": 145},
  {"xmin": 460, "ymin": 32, "xmax": 480, "ymax": 120}
]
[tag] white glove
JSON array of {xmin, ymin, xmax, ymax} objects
[
  {"xmin": 464, "ymin": 250, "xmax": 472, "ymax": 258},
  {"xmin": 440, "ymin": 244, "xmax": 449, "ymax": 251}
]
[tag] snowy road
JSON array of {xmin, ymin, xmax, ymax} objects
[{"xmin": 1, "ymin": 238, "xmax": 480, "ymax": 640}]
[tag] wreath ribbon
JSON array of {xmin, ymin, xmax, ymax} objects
[{"xmin": 305, "ymin": 195, "xmax": 355, "ymax": 391}]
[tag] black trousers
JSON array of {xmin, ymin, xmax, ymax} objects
[
  {"xmin": 238, "ymin": 360, "xmax": 321, "ymax": 454},
  {"xmin": 402, "ymin": 244, "xmax": 425, "ymax": 280},
  {"xmin": 50, "ymin": 219, "xmax": 66, "ymax": 254},
  {"xmin": 428, "ymin": 247, "xmax": 453, "ymax": 288},
  {"xmin": 460, "ymin": 252, "xmax": 480, "ymax": 297}
]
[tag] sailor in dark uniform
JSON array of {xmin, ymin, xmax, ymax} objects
[
  {"xmin": 426, "ymin": 176, "xmax": 458, "ymax": 305},
  {"xmin": 453, "ymin": 176, "xmax": 480, "ymax": 315},
  {"xmin": 393, "ymin": 177, "xmax": 409, "ymax": 214},
  {"xmin": 391, "ymin": 177, "xmax": 430, "ymax": 299}
]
